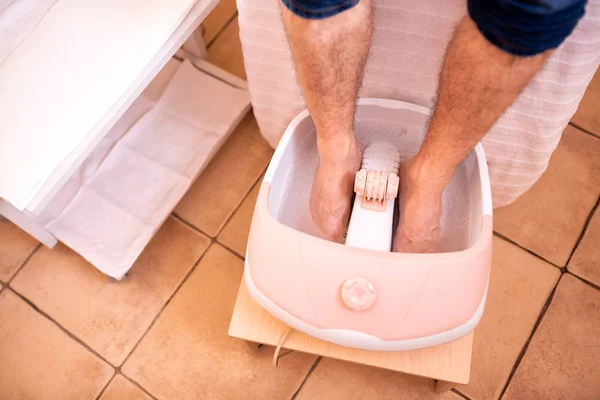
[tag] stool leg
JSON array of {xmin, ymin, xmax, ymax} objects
[
  {"xmin": 243, "ymin": 340, "xmax": 260, "ymax": 355},
  {"xmin": 435, "ymin": 380, "xmax": 457, "ymax": 393}
]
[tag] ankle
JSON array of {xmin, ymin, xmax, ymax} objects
[{"xmin": 404, "ymin": 153, "xmax": 453, "ymax": 196}]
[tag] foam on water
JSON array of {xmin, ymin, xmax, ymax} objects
[{"xmin": 361, "ymin": 141, "xmax": 401, "ymax": 173}]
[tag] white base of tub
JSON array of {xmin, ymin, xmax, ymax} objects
[{"xmin": 244, "ymin": 253, "xmax": 488, "ymax": 352}]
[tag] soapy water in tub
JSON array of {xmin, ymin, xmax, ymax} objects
[{"xmin": 273, "ymin": 105, "xmax": 474, "ymax": 253}]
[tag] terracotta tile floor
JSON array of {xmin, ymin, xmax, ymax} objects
[{"xmin": 1, "ymin": 7, "xmax": 599, "ymax": 400}]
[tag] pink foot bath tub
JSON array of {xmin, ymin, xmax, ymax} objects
[{"xmin": 244, "ymin": 98, "xmax": 493, "ymax": 352}]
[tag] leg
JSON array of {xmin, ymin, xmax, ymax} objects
[
  {"xmin": 393, "ymin": 2, "xmax": 585, "ymax": 252},
  {"xmin": 280, "ymin": 0, "xmax": 372, "ymax": 241}
]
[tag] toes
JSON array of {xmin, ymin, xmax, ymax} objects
[{"xmin": 394, "ymin": 236, "xmax": 436, "ymax": 253}]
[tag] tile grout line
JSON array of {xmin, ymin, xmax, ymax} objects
[
  {"xmin": 564, "ymin": 195, "xmax": 599, "ymax": 267},
  {"xmin": 172, "ymin": 164, "xmax": 267, "ymax": 244},
  {"xmin": 278, "ymin": 349, "xmax": 295, "ymax": 359},
  {"xmin": 289, "ymin": 356, "xmax": 322, "ymax": 400},
  {"xmin": 23, "ymin": 17, "xmax": 260, "ymax": 386},
  {"xmin": 210, "ymin": 167, "xmax": 269, "ymax": 258},
  {"xmin": 171, "ymin": 214, "xmax": 245, "ymax": 262},
  {"xmin": 121, "ymin": 374, "xmax": 160, "ymax": 400},
  {"xmin": 3, "ymin": 160, "xmax": 262, "ymax": 398},
  {"xmin": 94, "ymin": 372, "xmax": 116, "ymax": 400},
  {"xmin": 172, "ymin": 216, "xmax": 245, "ymax": 262},
  {"xmin": 118, "ymin": 168, "xmax": 268, "ymax": 385},
  {"xmin": 497, "ymin": 272, "xmax": 563, "ymax": 400},
  {"xmin": 11, "ymin": 183, "xmax": 588, "ymax": 399},
  {"xmin": 171, "ymin": 163, "xmax": 599, "ymax": 399},
  {"xmin": 452, "ymin": 388, "xmax": 473, "ymax": 400},
  {"xmin": 7, "ymin": 286, "xmax": 117, "ymax": 370},
  {"xmin": 206, "ymin": 11, "xmax": 239, "ymax": 49},
  {"xmin": 116, "ymin": 237, "xmax": 244, "ymax": 398},
  {"xmin": 568, "ymin": 121, "xmax": 600, "ymax": 139},
  {"xmin": 218, "ymin": 240, "xmax": 246, "ymax": 262},
  {"xmin": 171, "ymin": 212, "xmax": 213, "ymax": 238},
  {"xmin": 4, "ymin": 175, "xmax": 257, "ymax": 399},
  {"xmin": 567, "ymin": 271, "xmax": 600, "ymax": 291},
  {"xmin": 493, "ymin": 231, "xmax": 562, "ymax": 270},
  {"xmin": 214, "ymin": 168, "xmax": 268, "ymax": 238},
  {"xmin": 118, "ymin": 243, "xmax": 214, "ymax": 370},
  {"xmin": 6, "ymin": 14, "xmax": 589, "ymax": 399},
  {"xmin": 7, "ymin": 243, "xmax": 42, "ymax": 285}
]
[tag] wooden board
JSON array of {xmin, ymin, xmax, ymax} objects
[{"xmin": 229, "ymin": 279, "xmax": 473, "ymax": 384}]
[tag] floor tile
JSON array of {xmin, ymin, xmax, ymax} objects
[
  {"xmin": 494, "ymin": 125, "xmax": 600, "ymax": 266},
  {"xmin": 175, "ymin": 113, "xmax": 273, "ymax": 237},
  {"xmin": 10, "ymin": 217, "xmax": 210, "ymax": 366},
  {"xmin": 568, "ymin": 207, "xmax": 600, "ymax": 286},
  {"xmin": 99, "ymin": 375, "xmax": 152, "ymax": 400},
  {"xmin": 203, "ymin": 0, "xmax": 237, "ymax": 45},
  {"xmin": 503, "ymin": 274, "xmax": 600, "ymax": 400},
  {"xmin": 296, "ymin": 358, "xmax": 461, "ymax": 400},
  {"xmin": 207, "ymin": 17, "xmax": 246, "ymax": 79},
  {"xmin": 0, "ymin": 290, "xmax": 113, "ymax": 399},
  {"xmin": 458, "ymin": 236, "xmax": 560, "ymax": 400},
  {"xmin": 571, "ymin": 70, "xmax": 600, "ymax": 137},
  {"xmin": 218, "ymin": 178, "xmax": 261, "ymax": 256},
  {"xmin": 122, "ymin": 244, "xmax": 316, "ymax": 400},
  {"xmin": 0, "ymin": 219, "xmax": 38, "ymax": 282}
]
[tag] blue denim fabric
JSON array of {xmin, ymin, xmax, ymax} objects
[
  {"xmin": 468, "ymin": 0, "xmax": 587, "ymax": 56},
  {"xmin": 281, "ymin": 0, "xmax": 359, "ymax": 19},
  {"xmin": 281, "ymin": 0, "xmax": 587, "ymax": 56}
]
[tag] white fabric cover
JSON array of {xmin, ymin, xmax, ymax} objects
[{"xmin": 39, "ymin": 60, "xmax": 250, "ymax": 278}]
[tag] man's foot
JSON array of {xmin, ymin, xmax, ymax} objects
[
  {"xmin": 393, "ymin": 156, "xmax": 446, "ymax": 253},
  {"xmin": 310, "ymin": 136, "xmax": 363, "ymax": 242}
]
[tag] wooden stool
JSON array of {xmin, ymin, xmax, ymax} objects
[{"xmin": 228, "ymin": 279, "xmax": 473, "ymax": 393}]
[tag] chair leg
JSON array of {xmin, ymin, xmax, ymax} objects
[{"xmin": 435, "ymin": 380, "xmax": 457, "ymax": 393}]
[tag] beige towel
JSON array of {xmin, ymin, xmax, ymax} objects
[{"xmin": 237, "ymin": 0, "xmax": 600, "ymax": 207}]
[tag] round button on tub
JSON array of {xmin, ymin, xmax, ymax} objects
[{"xmin": 341, "ymin": 276, "xmax": 377, "ymax": 311}]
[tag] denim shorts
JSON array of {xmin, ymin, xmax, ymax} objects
[
  {"xmin": 280, "ymin": 0, "xmax": 588, "ymax": 56},
  {"xmin": 281, "ymin": 0, "xmax": 360, "ymax": 19}
]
